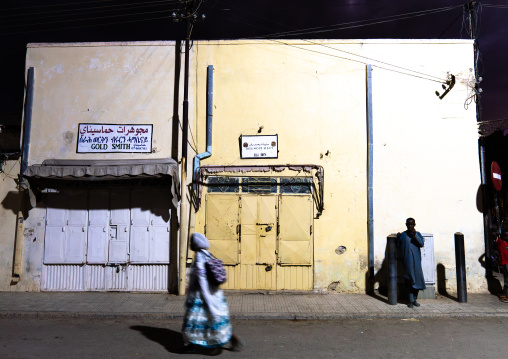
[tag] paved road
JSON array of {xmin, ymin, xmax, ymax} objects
[{"xmin": 1, "ymin": 316, "xmax": 505, "ymax": 358}]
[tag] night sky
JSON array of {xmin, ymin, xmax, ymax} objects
[{"xmin": 1, "ymin": 0, "xmax": 507, "ymax": 130}]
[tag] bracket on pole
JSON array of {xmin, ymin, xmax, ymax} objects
[{"xmin": 435, "ymin": 74, "xmax": 456, "ymax": 100}]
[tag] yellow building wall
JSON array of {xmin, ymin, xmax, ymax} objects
[
  {"xmin": 191, "ymin": 39, "xmax": 482, "ymax": 293},
  {"xmin": 0, "ymin": 160, "xmax": 21, "ymax": 291},
  {"xmin": 13, "ymin": 42, "xmax": 187, "ymax": 291},
  {"xmin": 25, "ymin": 41, "xmax": 182, "ymax": 164},
  {"xmin": 8, "ymin": 39, "xmax": 483, "ymax": 293},
  {"xmin": 192, "ymin": 40, "xmax": 369, "ymax": 292}
]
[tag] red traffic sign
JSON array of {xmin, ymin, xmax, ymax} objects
[{"xmin": 491, "ymin": 161, "xmax": 502, "ymax": 191}]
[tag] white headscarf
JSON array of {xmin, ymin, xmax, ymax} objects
[{"xmin": 191, "ymin": 232, "xmax": 210, "ymax": 250}]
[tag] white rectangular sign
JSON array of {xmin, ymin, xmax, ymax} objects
[
  {"xmin": 240, "ymin": 135, "xmax": 278, "ymax": 159},
  {"xmin": 77, "ymin": 124, "xmax": 153, "ymax": 153}
]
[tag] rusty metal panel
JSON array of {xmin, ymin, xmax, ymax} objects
[
  {"xmin": 278, "ymin": 195, "xmax": 313, "ymax": 265},
  {"xmin": 205, "ymin": 194, "xmax": 239, "ymax": 265}
]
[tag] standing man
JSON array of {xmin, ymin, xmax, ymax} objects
[
  {"xmin": 495, "ymin": 230, "xmax": 508, "ymax": 303},
  {"xmin": 397, "ymin": 218, "xmax": 426, "ymax": 308}
]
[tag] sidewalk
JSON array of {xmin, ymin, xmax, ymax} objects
[{"xmin": 1, "ymin": 291, "xmax": 508, "ymax": 320}]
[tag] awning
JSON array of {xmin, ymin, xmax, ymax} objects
[{"xmin": 23, "ymin": 158, "xmax": 180, "ymax": 208}]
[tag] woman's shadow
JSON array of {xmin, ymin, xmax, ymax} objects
[{"xmin": 130, "ymin": 326, "xmax": 223, "ymax": 356}]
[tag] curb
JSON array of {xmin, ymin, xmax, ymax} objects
[{"xmin": 2, "ymin": 310, "xmax": 508, "ymax": 320}]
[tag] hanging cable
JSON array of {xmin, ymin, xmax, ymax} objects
[
  {"xmin": 0, "ymin": 0, "xmax": 183, "ymax": 12},
  {"xmin": 271, "ymin": 40, "xmax": 445, "ymax": 83},
  {"xmin": 0, "ymin": 0, "xmax": 182, "ymax": 20},
  {"xmin": 438, "ymin": 10, "xmax": 463, "ymax": 38},
  {"xmin": 0, "ymin": 7, "xmax": 180, "ymax": 29},
  {"xmin": 216, "ymin": 4, "xmax": 455, "ymax": 82},
  {"xmin": 482, "ymin": 4, "xmax": 508, "ymax": 9},
  {"xmin": 246, "ymin": 5, "xmax": 462, "ymax": 39},
  {"xmin": 0, "ymin": 13, "xmax": 179, "ymax": 35}
]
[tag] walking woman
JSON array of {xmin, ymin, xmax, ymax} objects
[{"xmin": 182, "ymin": 232, "xmax": 244, "ymax": 353}]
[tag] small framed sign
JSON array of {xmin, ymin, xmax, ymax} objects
[
  {"xmin": 240, "ymin": 135, "xmax": 278, "ymax": 159},
  {"xmin": 77, "ymin": 124, "xmax": 153, "ymax": 153}
]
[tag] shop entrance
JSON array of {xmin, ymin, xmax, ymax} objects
[
  {"xmin": 205, "ymin": 182, "xmax": 314, "ymax": 290},
  {"xmin": 41, "ymin": 187, "xmax": 172, "ymax": 291}
]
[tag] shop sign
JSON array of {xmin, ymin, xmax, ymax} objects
[
  {"xmin": 77, "ymin": 124, "xmax": 153, "ymax": 153},
  {"xmin": 240, "ymin": 135, "xmax": 278, "ymax": 159}
]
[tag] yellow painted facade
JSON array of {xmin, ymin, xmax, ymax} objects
[
  {"xmin": 0, "ymin": 160, "xmax": 21, "ymax": 290},
  {"xmin": 24, "ymin": 42, "xmax": 181, "ymax": 164},
  {"xmin": 190, "ymin": 40, "xmax": 482, "ymax": 293},
  {"xmin": 0, "ymin": 39, "xmax": 485, "ymax": 293}
]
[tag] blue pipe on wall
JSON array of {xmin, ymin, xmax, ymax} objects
[
  {"xmin": 193, "ymin": 65, "xmax": 213, "ymax": 190},
  {"xmin": 21, "ymin": 67, "xmax": 35, "ymax": 180},
  {"xmin": 366, "ymin": 64, "xmax": 374, "ymax": 280}
]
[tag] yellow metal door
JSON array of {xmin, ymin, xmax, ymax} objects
[
  {"xmin": 239, "ymin": 195, "xmax": 277, "ymax": 290},
  {"xmin": 205, "ymin": 194, "xmax": 240, "ymax": 265},
  {"xmin": 277, "ymin": 195, "xmax": 313, "ymax": 290}
]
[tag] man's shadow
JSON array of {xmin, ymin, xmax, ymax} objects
[
  {"xmin": 130, "ymin": 326, "xmax": 223, "ymax": 356},
  {"xmin": 436, "ymin": 263, "xmax": 459, "ymax": 301},
  {"xmin": 365, "ymin": 244, "xmax": 390, "ymax": 304}
]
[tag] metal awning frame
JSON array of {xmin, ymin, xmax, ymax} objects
[
  {"xmin": 194, "ymin": 164, "xmax": 324, "ymax": 216},
  {"xmin": 22, "ymin": 158, "xmax": 181, "ymax": 208}
]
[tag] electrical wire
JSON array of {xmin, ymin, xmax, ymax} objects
[
  {"xmin": 302, "ymin": 40, "xmax": 445, "ymax": 82},
  {"xmin": 438, "ymin": 9, "xmax": 463, "ymax": 38},
  {"xmin": 191, "ymin": 0, "xmax": 205, "ymax": 16},
  {"xmin": 482, "ymin": 4, "xmax": 508, "ymax": 9},
  {"xmin": 246, "ymin": 5, "xmax": 462, "ymax": 39},
  {"xmin": 205, "ymin": 0, "xmax": 222, "ymax": 13},
  {"xmin": 271, "ymin": 39, "xmax": 445, "ymax": 83},
  {"xmin": 0, "ymin": 13, "xmax": 178, "ymax": 35},
  {"xmin": 177, "ymin": 119, "xmax": 197, "ymax": 154},
  {"xmin": 0, "ymin": 7, "xmax": 180, "ymax": 29},
  {"xmin": 0, "ymin": 0, "xmax": 183, "ymax": 12},
  {"xmin": 220, "ymin": 3, "xmax": 459, "ymax": 81},
  {"xmin": 0, "ymin": 158, "xmax": 20, "ymax": 180},
  {"xmin": 0, "ymin": 0, "xmax": 181, "ymax": 22},
  {"xmin": 220, "ymin": 5, "xmax": 450, "ymax": 82}
]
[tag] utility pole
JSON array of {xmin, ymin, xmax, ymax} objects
[
  {"xmin": 466, "ymin": 1, "xmax": 490, "ymax": 273},
  {"xmin": 173, "ymin": 1, "xmax": 205, "ymax": 295}
]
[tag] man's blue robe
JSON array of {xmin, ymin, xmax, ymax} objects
[{"xmin": 398, "ymin": 231, "xmax": 426, "ymax": 290}]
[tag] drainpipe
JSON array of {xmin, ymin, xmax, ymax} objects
[
  {"xmin": 193, "ymin": 65, "xmax": 213, "ymax": 191},
  {"xmin": 12, "ymin": 67, "xmax": 35, "ymax": 283},
  {"xmin": 21, "ymin": 68, "xmax": 34, "ymax": 177},
  {"xmin": 366, "ymin": 64, "xmax": 374, "ymax": 281}
]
